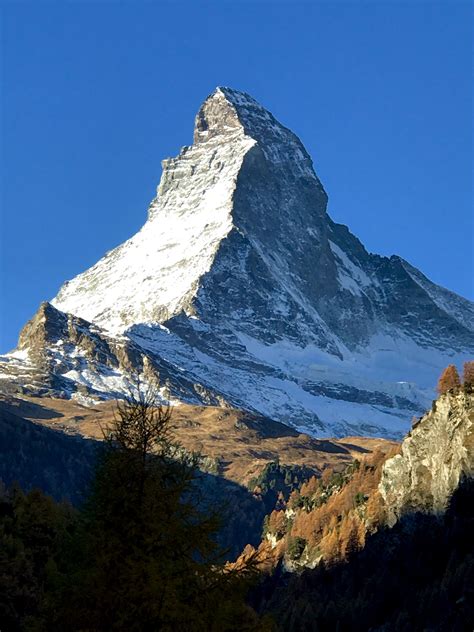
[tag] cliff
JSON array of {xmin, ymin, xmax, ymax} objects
[
  {"xmin": 255, "ymin": 385, "xmax": 473, "ymax": 569},
  {"xmin": 379, "ymin": 388, "xmax": 474, "ymax": 525}
]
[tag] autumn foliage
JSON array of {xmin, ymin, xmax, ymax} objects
[
  {"xmin": 435, "ymin": 361, "xmax": 474, "ymax": 394},
  {"xmin": 291, "ymin": 451, "xmax": 389, "ymax": 562},
  {"xmin": 260, "ymin": 447, "xmax": 399, "ymax": 567},
  {"xmin": 436, "ymin": 364, "xmax": 461, "ymax": 395},
  {"xmin": 265, "ymin": 509, "xmax": 287, "ymax": 539},
  {"xmin": 463, "ymin": 361, "xmax": 474, "ymax": 390}
]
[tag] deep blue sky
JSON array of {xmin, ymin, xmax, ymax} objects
[{"xmin": 1, "ymin": 1, "xmax": 472, "ymax": 352}]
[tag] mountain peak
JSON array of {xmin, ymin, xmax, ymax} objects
[
  {"xmin": 196, "ymin": 87, "xmax": 274, "ymax": 135},
  {"xmin": 215, "ymin": 86, "xmax": 260, "ymax": 105},
  {"xmin": 36, "ymin": 88, "xmax": 474, "ymax": 438},
  {"xmin": 193, "ymin": 87, "xmax": 317, "ymax": 180},
  {"xmin": 193, "ymin": 87, "xmax": 246, "ymax": 143}
]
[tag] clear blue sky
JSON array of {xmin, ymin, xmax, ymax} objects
[{"xmin": 1, "ymin": 1, "xmax": 472, "ymax": 352}]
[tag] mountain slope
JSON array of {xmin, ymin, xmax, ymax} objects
[
  {"xmin": 2, "ymin": 87, "xmax": 473, "ymax": 437},
  {"xmin": 0, "ymin": 393, "xmax": 394, "ymax": 489},
  {"xmin": 253, "ymin": 387, "xmax": 473, "ymax": 572},
  {"xmin": 250, "ymin": 388, "xmax": 474, "ymax": 631}
]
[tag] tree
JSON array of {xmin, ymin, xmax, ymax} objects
[
  {"xmin": 0, "ymin": 484, "xmax": 77, "ymax": 631},
  {"xmin": 436, "ymin": 364, "xmax": 461, "ymax": 395},
  {"xmin": 51, "ymin": 381, "xmax": 267, "ymax": 631},
  {"xmin": 462, "ymin": 361, "xmax": 474, "ymax": 390},
  {"xmin": 266, "ymin": 510, "xmax": 287, "ymax": 540},
  {"xmin": 341, "ymin": 519, "xmax": 361, "ymax": 559},
  {"xmin": 287, "ymin": 536, "xmax": 306, "ymax": 561}
]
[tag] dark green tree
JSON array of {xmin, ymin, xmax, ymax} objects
[
  {"xmin": 0, "ymin": 484, "xmax": 76, "ymax": 631},
  {"xmin": 287, "ymin": 536, "xmax": 306, "ymax": 561},
  {"xmin": 51, "ymin": 382, "xmax": 268, "ymax": 631}
]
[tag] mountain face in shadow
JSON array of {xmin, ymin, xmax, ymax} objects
[
  {"xmin": 254, "ymin": 477, "xmax": 474, "ymax": 631},
  {"xmin": 0, "ymin": 402, "xmax": 275, "ymax": 558}
]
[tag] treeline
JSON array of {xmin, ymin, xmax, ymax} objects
[
  {"xmin": 0, "ymin": 389, "xmax": 272, "ymax": 631},
  {"xmin": 437, "ymin": 361, "xmax": 474, "ymax": 395},
  {"xmin": 255, "ymin": 449, "xmax": 396, "ymax": 568},
  {"xmin": 254, "ymin": 478, "xmax": 474, "ymax": 631},
  {"xmin": 248, "ymin": 461, "xmax": 317, "ymax": 514}
]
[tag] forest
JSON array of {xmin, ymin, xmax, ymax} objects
[
  {"xmin": 1, "ymin": 370, "xmax": 473, "ymax": 630},
  {"xmin": 254, "ymin": 478, "xmax": 474, "ymax": 631}
]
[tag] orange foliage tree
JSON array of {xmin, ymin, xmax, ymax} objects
[
  {"xmin": 436, "ymin": 364, "xmax": 460, "ymax": 395},
  {"xmin": 462, "ymin": 361, "xmax": 474, "ymax": 389},
  {"xmin": 266, "ymin": 510, "xmax": 287, "ymax": 539},
  {"xmin": 287, "ymin": 449, "xmax": 391, "ymax": 563}
]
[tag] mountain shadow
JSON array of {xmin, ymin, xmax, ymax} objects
[
  {"xmin": 0, "ymin": 405, "xmax": 99, "ymax": 505},
  {"xmin": 253, "ymin": 478, "xmax": 474, "ymax": 631},
  {"xmin": 0, "ymin": 404, "xmax": 270, "ymax": 558}
]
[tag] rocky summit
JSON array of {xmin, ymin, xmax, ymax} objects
[{"xmin": 2, "ymin": 87, "xmax": 473, "ymax": 437}]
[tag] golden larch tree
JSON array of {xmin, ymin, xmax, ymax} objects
[
  {"xmin": 462, "ymin": 360, "xmax": 474, "ymax": 389},
  {"xmin": 436, "ymin": 364, "xmax": 461, "ymax": 395}
]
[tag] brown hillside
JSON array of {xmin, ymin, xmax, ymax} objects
[{"xmin": 0, "ymin": 394, "xmax": 397, "ymax": 487}]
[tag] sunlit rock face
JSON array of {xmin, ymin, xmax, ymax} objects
[
  {"xmin": 0, "ymin": 302, "xmax": 220, "ymax": 406},
  {"xmin": 380, "ymin": 390, "xmax": 474, "ymax": 524},
  {"xmin": 3, "ymin": 88, "xmax": 474, "ymax": 437}
]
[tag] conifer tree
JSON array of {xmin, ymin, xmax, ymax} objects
[
  {"xmin": 462, "ymin": 360, "xmax": 474, "ymax": 390},
  {"xmin": 52, "ymin": 381, "xmax": 267, "ymax": 631},
  {"xmin": 436, "ymin": 364, "xmax": 461, "ymax": 395}
]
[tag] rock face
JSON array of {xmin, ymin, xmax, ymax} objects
[
  {"xmin": 2, "ymin": 87, "xmax": 473, "ymax": 437},
  {"xmin": 1, "ymin": 302, "xmax": 224, "ymax": 406},
  {"xmin": 379, "ymin": 389, "xmax": 474, "ymax": 525}
]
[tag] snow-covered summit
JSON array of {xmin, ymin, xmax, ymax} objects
[
  {"xmin": 193, "ymin": 87, "xmax": 319, "ymax": 180},
  {"xmin": 52, "ymin": 86, "xmax": 326, "ymax": 333},
  {"xmin": 6, "ymin": 88, "xmax": 473, "ymax": 437},
  {"xmin": 54, "ymin": 89, "xmax": 256, "ymax": 330}
]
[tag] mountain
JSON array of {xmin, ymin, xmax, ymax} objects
[
  {"xmin": 254, "ymin": 385, "xmax": 473, "ymax": 571},
  {"xmin": 1, "ymin": 87, "xmax": 473, "ymax": 437},
  {"xmin": 0, "ymin": 400, "xmax": 98, "ymax": 504},
  {"xmin": 0, "ymin": 390, "xmax": 399, "ymax": 567},
  {"xmin": 0, "ymin": 393, "xmax": 394, "ymax": 490},
  {"xmin": 253, "ymin": 388, "xmax": 474, "ymax": 630}
]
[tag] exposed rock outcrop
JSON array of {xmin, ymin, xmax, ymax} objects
[
  {"xmin": 2, "ymin": 302, "xmax": 226, "ymax": 405},
  {"xmin": 379, "ymin": 389, "xmax": 474, "ymax": 525}
]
